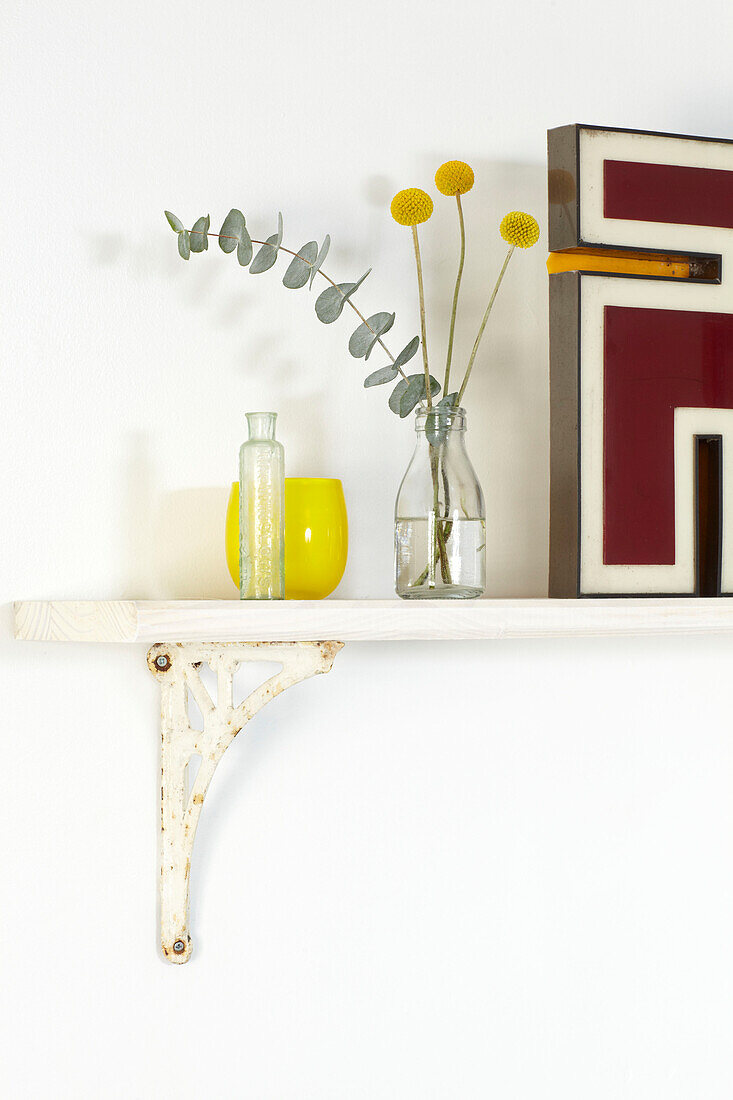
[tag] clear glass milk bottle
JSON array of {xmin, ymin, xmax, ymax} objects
[
  {"xmin": 395, "ymin": 404, "xmax": 485, "ymax": 598},
  {"xmin": 239, "ymin": 412, "xmax": 284, "ymax": 599}
]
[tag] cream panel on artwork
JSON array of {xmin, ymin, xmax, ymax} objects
[{"xmin": 579, "ymin": 128, "xmax": 733, "ymax": 282}]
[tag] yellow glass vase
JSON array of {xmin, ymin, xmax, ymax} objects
[{"xmin": 226, "ymin": 478, "xmax": 348, "ymax": 599}]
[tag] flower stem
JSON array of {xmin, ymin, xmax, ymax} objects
[
  {"xmin": 443, "ymin": 193, "xmax": 466, "ymax": 397},
  {"xmin": 410, "ymin": 225, "xmax": 432, "ymax": 408},
  {"xmin": 412, "ymin": 444, "xmax": 453, "ymax": 588},
  {"xmin": 456, "ymin": 245, "xmax": 515, "ymax": 405}
]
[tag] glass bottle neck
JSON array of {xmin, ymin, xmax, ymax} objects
[
  {"xmin": 413, "ymin": 404, "xmax": 467, "ymax": 447},
  {"xmin": 246, "ymin": 411, "xmax": 277, "ymax": 441}
]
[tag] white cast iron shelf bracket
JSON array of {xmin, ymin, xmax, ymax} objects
[
  {"xmin": 147, "ymin": 639, "xmax": 342, "ymax": 963},
  {"xmin": 15, "ymin": 598, "xmax": 733, "ymax": 966}
]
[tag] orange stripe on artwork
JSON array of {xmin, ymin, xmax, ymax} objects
[{"xmin": 547, "ymin": 251, "xmax": 690, "ymax": 278}]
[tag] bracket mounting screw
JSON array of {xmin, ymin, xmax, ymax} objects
[
  {"xmin": 155, "ymin": 654, "xmax": 171, "ymax": 671},
  {"xmin": 173, "ymin": 939, "xmax": 186, "ymax": 954}
]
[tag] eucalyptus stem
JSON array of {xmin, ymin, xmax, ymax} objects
[
  {"xmin": 456, "ymin": 245, "xmax": 515, "ymax": 405},
  {"xmin": 201, "ymin": 230, "xmax": 410, "ymax": 382},
  {"xmin": 430, "ymin": 447, "xmax": 451, "ymax": 584},
  {"xmin": 411, "ymin": 224, "xmax": 432, "ymax": 409},
  {"xmin": 443, "ymin": 193, "xmax": 466, "ymax": 396}
]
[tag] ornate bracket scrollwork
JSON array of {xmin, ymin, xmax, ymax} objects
[{"xmin": 147, "ymin": 640, "xmax": 342, "ymax": 964}]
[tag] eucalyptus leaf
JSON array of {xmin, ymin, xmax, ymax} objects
[
  {"xmin": 399, "ymin": 373, "xmax": 441, "ymax": 418},
  {"xmin": 393, "ymin": 336, "xmax": 420, "ymax": 371},
  {"xmin": 399, "ymin": 375, "xmax": 426, "ymax": 418},
  {"xmin": 364, "ymin": 363, "xmax": 399, "ymax": 388},
  {"xmin": 427, "ymin": 375, "xmax": 442, "ymax": 399},
  {"xmin": 388, "ymin": 378, "xmax": 409, "ymax": 414},
  {"xmin": 237, "ymin": 228, "xmax": 253, "ymax": 266},
  {"xmin": 309, "ymin": 235, "xmax": 331, "ymax": 289},
  {"xmin": 426, "ymin": 409, "xmax": 450, "ymax": 445},
  {"xmin": 426, "ymin": 391, "xmax": 461, "ymax": 443},
  {"xmin": 275, "ymin": 211, "xmax": 284, "ymax": 249},
  {"xmin": 190, "ymin": 214, "xmax": 210, "ymax": 252},
  {"xmin": 348, "ymin": 322, "xmax": 372, "ymax": 359},
  {"xmin": 165, "ymin": 210, "xmax": 184, "ymax": 233},
  {"xmin": 250, "ymin": 233, "xmax": 279, "ymax": 274},
  {"xmin": 425, "ymin": 414, "xmax": 446, "ymax": 447},
  {"xmin": 177, "ymin": 229, "xmax": 191, "ymax": 260},
  {"xmin": 365, "ymin": 314, "xmax": 395, "ymax": 360},
  {"xmin": 219, "ymin": 208, "xmax": 245, "ymax": 253},
  {"xmin": 314, "ymin": 270, "xmax": 371, "ymax": 323},
  {"xmin": 343, "ymin": 269, "xmax": 371, "ymax": 301},
  {"xmin": 314, "ymin": 284, "xmax": 347, "ymax": 323},
  {"xmin": 348, "ymin": 312, "xmax": 395, "ymax": 359},
  {"xmin": 283, "ymin": 241, "xmax": 318, "ymax": 289}
]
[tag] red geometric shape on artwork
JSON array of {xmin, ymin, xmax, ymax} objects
[
  {"xmin": 604, "ymin": 160, "xmax": 733, "ymax": 229},
  {"xmin": 604, "ymin": 306, "xmax": 733, "ymax": 565}
]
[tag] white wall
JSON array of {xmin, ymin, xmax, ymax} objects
[{"xmin": 4, "ymin": 1, "xmax": 733, "ymax": 1096}]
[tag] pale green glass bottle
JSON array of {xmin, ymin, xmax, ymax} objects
[{"xmin": 239, "ymin": 412, "xmax": 284, "ymax": 599}]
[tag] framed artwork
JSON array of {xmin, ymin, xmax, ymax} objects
[{"xmin": 548, "ymin": 123, "xmax": 733, "ymax": 597}]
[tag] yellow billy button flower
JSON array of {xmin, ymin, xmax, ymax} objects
[
  {"xmin": 436, "ymin": 161, "xmax": 474, "ymax": 394},
  {"xmin": 435, "ymin": 160, "xmax": 475, "ymax": 197},
  {"xmin": 390, "ymin": 188, "xmax": 434, "ymax": 227},
  {"xmin": 391, "ymin": 188, "xmax": 434, "ymax": 404},
  {"xmin": 499, "ymin": 211, "xmax": 540, "ymax": 249},
  {"xmin": 456, "ymin": 211, "xmax": 539, "ymax": 405}
]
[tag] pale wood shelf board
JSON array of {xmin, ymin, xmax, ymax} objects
[{"xmin": 13, "ymin": 598, "xmax": 733, "ymax": 643}]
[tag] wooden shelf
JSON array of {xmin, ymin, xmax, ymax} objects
[
  {"xmin": 14, "ymin": 597, "xmax": 733, "ymax": 643},
  {"xmin": 17, "ymin": 595, "xmax": 733, "ymax": 964}
]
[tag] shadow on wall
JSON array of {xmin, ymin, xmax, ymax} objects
[
  {"xmin": 155, "ymin": 488, "xmax": 235, "ymax": 598},
  {"xmin": 123, "ymin": 434, "xmax": 235, "ymax": 598},
  {"xmin": 118, "ymin": 157, "xmax": 548, "ymax": 600}
]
